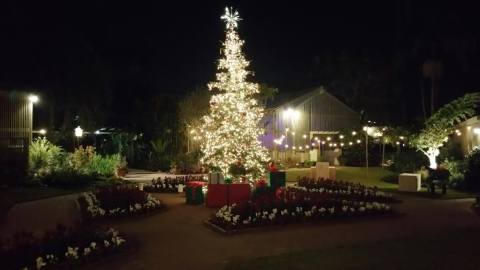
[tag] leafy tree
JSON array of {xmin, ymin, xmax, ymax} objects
[{"xmin": 411, "ymin": 92, "xmax": 480, "ymax": 169}]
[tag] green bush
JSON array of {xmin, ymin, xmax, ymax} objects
[
  {"xmin": 87, "ymin": 153, "xmax": 121, "ymax": 177},
  {"xmin": 339, "ymin": 143, "xmax": 381, "ymax": 167},
  {"xmin": 173, "ymin": 150, "xmax": 202, "ymax": 174},
  {"xmin": 465, "ymin": 147, "xmax": 480, "ymax": 191},
  {"xmin": 387, "ymin": 148, "xmax": 427, "ymax": 173},
  {"xmin": 29, "ymin": 137, "xmax": 64, "ymax": 177},
  {"xmin": 442, "ymin": 158, "xmax": 467, "ymax": 188},
  {"xmin": 29, "ymin": 139, "xmax": 121, "ymax": 188}
]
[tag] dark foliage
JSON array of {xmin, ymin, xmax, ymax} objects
[{"xmin": 465, "ymin": 148, "xmax": 480, "ymax": 191}]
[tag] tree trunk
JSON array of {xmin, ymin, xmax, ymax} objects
[{"xmin": 426, "ymin": 148, "xmax": 439, "ymax": 169}]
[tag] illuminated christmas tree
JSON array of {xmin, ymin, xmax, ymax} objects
[{"xmin": 200, "ymin": 7, "xmax": 269, "ymax": 179}]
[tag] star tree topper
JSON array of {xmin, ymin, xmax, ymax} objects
[{"xmin": 221, "ymin": 7, "xmax": 241, "ymax": 29}]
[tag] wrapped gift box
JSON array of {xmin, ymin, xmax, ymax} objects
[
  {"xmin": 185, "ymin": 181, "xmax": 206, "ymax": 205},
  {"xmin": 206, "ymin": 183, "xmax": 251, "ymax": 208},
  {"xmin": 267, "ymin": 171, "xmax": 286, "ymax": 190},
  {"xmin": 208, "ymin": 172, "xmax": 224, "ymax": 184}
]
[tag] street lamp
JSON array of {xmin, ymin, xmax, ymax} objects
[
  {"xmin": 28, "ymin": 95, "xmax": 39, "ymax": 104},
  {"xmin": 74, "ymin": 126, "xmax": 83, "ymax": 148},
  {"xmin": 75, "ymin": 126, "xmax": 83, "ymax": 138}
]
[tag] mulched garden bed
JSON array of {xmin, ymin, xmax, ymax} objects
[{"xmin": 204, "ymin": 212, "xmax": 405, "ymax": 235}]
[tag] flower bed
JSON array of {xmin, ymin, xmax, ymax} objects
[
  {"xmin": 0, "ymin": 225, "xmax": 127, "ymax": 270},
  {"xmin": 208, "ymin": 179, "xmax": 396, "ymax": 233},
  {"xmin": 297, "ymin": 177, "xmax": 397, "ymax": 203},
  {"xmin": 78, "ymin": 185, "xmax": 166, "ymax": 221},
  {"xmin": 143, "ymin": 176, "xmax": 206, "ymax": 193}
]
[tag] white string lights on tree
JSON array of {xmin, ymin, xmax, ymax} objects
[{"xmin": 200, "ymin": 7, "xmax": 269, "ymax": 178}]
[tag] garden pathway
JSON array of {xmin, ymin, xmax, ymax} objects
[
  {"xmin": 82, "ymin": 193, "xmax": 480, "ymax": 270},
  {"xmin": 0, "ymin": 193, "xmax": 81, "ymax": 237}
]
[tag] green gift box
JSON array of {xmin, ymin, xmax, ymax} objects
[
  {"xmin": 185, "ymin": 186, "xmax": 204, "ymax": 205},
  {"xmin": 267, "ymin": 171, "xmax": 286, "ymax": 190}
]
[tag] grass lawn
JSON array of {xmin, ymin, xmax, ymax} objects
[
  {"xmin": 224, "ymin": 226, "xmax": 480, "ymax": 270},
  {"xmin": 285, "ymin": 166, "xmax": 476, "ymax": 199}
]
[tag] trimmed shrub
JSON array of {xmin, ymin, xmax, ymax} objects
[
  {"xmin": 387, "ymin": 148, "xmax": 427, "ymax": 173},
  {"xmin": 29, "ymin": 137, "xmax": 64, "ymax": 177},
  {"xmin": 465, "ymin": 147, "xmax": 480, "ymax": 191}
]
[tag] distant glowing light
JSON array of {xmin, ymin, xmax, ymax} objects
[
  {"xmin": 326, "ymin": 137, "xmax": 331, "ymax": 141},
  {"xmin": 302, "ymin": 134, "xmax": 307, "ymax": 139},
  {"xmin": 340, "ymin": 143, "xmax": 344, "ymax": 147},
  {"xmin": 321, "ymin": 141, "xmax": 325, "ymax": 145},
  {"xmin": 39, "ymin": 129, "xmax": 47, "ymax": 135},
  {"xmin": 474, "ymin": 128, "xmax": 480, "ymax": 134},
  {"xmin": 28, "ymin": 95, "xmax": 39, "ymax": 103},
  {"xmin": 352, "ymin": 131, "xmax": 357, "ymax": 136},
  {"xmin": 363, "ymin": 126, "xmax": 368, "ymax": 131},
  {"xmin": 74, "ymin": 126, "xmax": 83, "ymax": 138},
  {"xmin": 356, "ymin": 139, "xmax": 361, "ymax": 144},
  {"xmin": 349, "ymin": 142, "xmax": 353, "ymax": 146},
  {"xmin": 339, "ymin": 135, "xmax": 344, "ymax": 139}
]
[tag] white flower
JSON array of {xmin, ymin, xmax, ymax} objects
[
  {"xmin": 83, "ymin": 247, "xmax": 91, "ymax": 256},
  {"xmin": 342, "ymin": 206, "xmax": 348, "ymax": 212},
  {"xmin": 329, "ymin": 207, "xmax": 335, "ymax": 214},
  {"xmin": 272, "ymin": 208, "xmax": 277, "ymax": 214},
  {"xmin": 112, "ymin": 236, "xmax": 126, "ymax": 246},
  {"xmin": 233, "ymin": 215, "xmax": 240, "ymax": 223},
  {"xmin": 90, "ymin": 242, "xmax": 97, "ymax": 249},
  {"xmin": 104, "ymin": 240, "xmax": 111, "ymax": 247},
  {"xmin": 36, "ymin": 256, "xmax": 46, "ymax": 269},
  {"xmin": 319, "ymin": 207, "xmax": 326, "ymax": 213},
  {"xmin": 65, "ymin": 246, "xmax": 79, "ymax": 259},
  {"xmin": 359, "ymin": 207, "xmax": 366, "ymax": 212},
  {"xmin": 350, "ymin": 207, "xmax": 355, "ymax": 212}
]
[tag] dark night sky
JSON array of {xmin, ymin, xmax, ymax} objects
[{"xmin": 1, "ymin": 1, "xmax": 480, "ymax": 125}]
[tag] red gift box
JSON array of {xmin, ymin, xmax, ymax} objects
[
  {"xmin": 206, "ymin": 183, "xmax": 251, "ymax": 208},
  {"xmin": 187, "ymin": 181, "xmax": 206, "ymax": 188}
]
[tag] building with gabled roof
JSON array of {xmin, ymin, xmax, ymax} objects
[{"xmin": 262, "ymin": 86, "xmax": 361, "ymax": 163}]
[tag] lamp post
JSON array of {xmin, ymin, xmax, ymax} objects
[
  {"xmin": 363, "ymin": 126, "xmax": 369, "ymax": 178},
  {"xmin": 74, "ymin": 126, "xmax": 83, "ymax": 148},
  {"xmin": 28, "ymin": 95, "xmax": 39, "ymax": 143}
]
